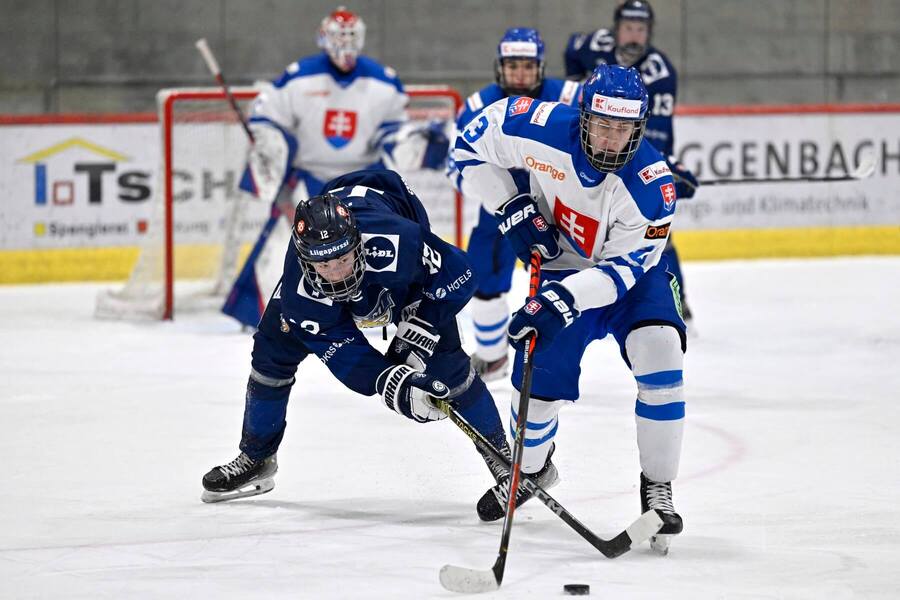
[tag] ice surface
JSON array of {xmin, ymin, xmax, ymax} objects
[{"xmin": 2, "ymin": 257, "xmax": 899, "ymax": 599}]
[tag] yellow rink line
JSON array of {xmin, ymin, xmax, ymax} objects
[{"xmin": 1, "ymin": 225, "xmax": 898, "ymax": 284}]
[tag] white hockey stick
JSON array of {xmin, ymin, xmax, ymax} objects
[{"xmin": 195, "ymin": 38, "xmax": 255, "ymax": 143}]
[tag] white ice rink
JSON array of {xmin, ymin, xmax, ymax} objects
[{"xmin": 2, "ymin": 257, "xmax": 899, "ymax": 599}]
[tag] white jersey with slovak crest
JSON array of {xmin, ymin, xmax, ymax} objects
[
  {"xmin": 250, "ymin": 54, "xmax": 407, "ymax": 181},
  {"xmin": 454, "ymin": 96, "xmax": 678, "ymax": 311}
]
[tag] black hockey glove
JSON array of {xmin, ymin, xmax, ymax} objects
[
  {"xmin": 496, "ymin": 193, "xmax": 561, "ymax": 263},
  {"xmin": 387, "ymin": 315, "xmax": 440, "ymax": 369},
  {"xmin": 376, "ymin": 364, "xmax": 450, "ymax": 423},
  {"xmin": 666, "ymin": 156, "xmax": 699, "ymax": 200}
]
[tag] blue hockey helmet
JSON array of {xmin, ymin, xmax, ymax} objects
[
  {"xmin": 578, "ymin": 64, "xmax": 649, "ymax": 173},
  {"xmin": 495, "ymin": 27, "xmax": 545, "ymax": 97},
  {"xmin": 292, "ymin": 193, "xmax": 367, "ymax": 302}
]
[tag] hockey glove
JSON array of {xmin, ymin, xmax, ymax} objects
[
  {"xmin": 387, "ymin": 315, "xmax": 440, "ymax": 369},
  {"xmin": 421, "ymin": 120, "xmax": 451, "ymax": 170},
  {"xmin": 508, "ymin": 281, "xmax": 580, "ymax": 354},
  {"xmin": 495, "ymin": 194, "xmax": 561, "ymax": 263},
  {"xmin": 376, "ymin": 364, "xmax": 450, "ymax": 423},
  {"xmin": 666, "ymin": 156, "xmax": 699, "ymax": 200}
]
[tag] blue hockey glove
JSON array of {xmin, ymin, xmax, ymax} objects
[
  {"xmin": 508, "ymin": 281, "xmax": 580, "ymax": 354},
  {"xmin": 387, "ymin": 316, "xmax": 440, "ymax": 368},
  {"xmin": 666, "ymin": 156, "xmax": 699, "ymax": 200},
  {"xmin": 376, "ymin": 364, "xmax": 451, "ymax": 423},
  {"xmin": 495, "ymin": 194, "xmax": 561, "ymax": 263},
  {"xmin": 421, "ymin": 120, "xmax": 450, "ymax": 170}
]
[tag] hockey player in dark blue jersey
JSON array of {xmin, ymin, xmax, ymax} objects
[
  {"xmin": 202, "ymin": 169, "xmax": 510, "ymax": 506},
  {"xmin": 449, "ymin": 28, "xmax": 581, "ymax": 381},
  {"xmin": 564, "ymin": 0, "xmax": 699, "ymax": 324}
]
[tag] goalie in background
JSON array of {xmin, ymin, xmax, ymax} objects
[
  {"xmin": 222, "ymin": 6, "xmax": 449, "ymax": 329},
  {"xmin": 202, "ymin": 169, "xmax": 509, "ymax": 509}
]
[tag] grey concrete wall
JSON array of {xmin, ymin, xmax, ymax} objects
[{"xmin": 1, "ymin": 0, "xmax": 898, "ymax": 114}]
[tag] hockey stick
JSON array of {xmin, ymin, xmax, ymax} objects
[
  {"xmin": 696, "ymin": 151, "xmax": 876, "ymax": 186},
  {"xmin": 438, "ymin": 250, "xmax": 542, "ymax": 593},
  {"xmin": 435, "ymin": 400, "xmax": 663, "ymax": 560},
  {"xmin": 195, "ymin": 38, "xmax": 255, "ymax": 143},
  {"xmin": 438, "ymin": 253, "xmax": 662, "ymax": 593}
]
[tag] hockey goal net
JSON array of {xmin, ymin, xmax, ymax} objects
[{"xmin": 96, "ymin": 85, "xmax": 465, "ymax": 320}]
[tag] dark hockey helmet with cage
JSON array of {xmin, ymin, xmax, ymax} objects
[
  {"xmin": 614, "ymin": 0, "xmax": 655, "ymax": 32},
  {"xmin": 291, "ymin": 193, "xmax": 367, "ymax": 302},
  {"xmin": 494, "ymin": 27, "xmax": 546, "ymax": 97},
  {"xmin": 578, "ymin": 63, "xmax": 649, "ymax": 173},
  {"xmin": 613, "ymin": 0, "xmax": 654, "ymax": 64}
]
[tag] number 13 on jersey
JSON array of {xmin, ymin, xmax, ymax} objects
[{"xmin": 463, "ymin": 115, "xmax": 489, "ymax": 143}]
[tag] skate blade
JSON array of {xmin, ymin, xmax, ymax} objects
[
  {"xmin": 201, "ymin": 477, "xmax": 275, "ymax": 503},
  {"xmin": 650, "ymin": 534, "xmax": 673, "ymax": 555}
]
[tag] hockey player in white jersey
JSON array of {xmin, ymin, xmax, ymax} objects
[
  {"xmin": 223, "ymin": 6, "xmax": 448, "ymax": 329},
  {"xmin": 454, "ymin": 64, "xmax": 686, "ymax": 553},
  {"xmin": 565, "ymin": 0, "xmax": 700, "ymax": 326},
  {"xmin": 450, "ymin": 27, "xmax": 580, "ymax": 382}
]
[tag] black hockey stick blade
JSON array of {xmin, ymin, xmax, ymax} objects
[{"xmin": 438, "ymin": 398, "xmax": 663, "ymax": 558}]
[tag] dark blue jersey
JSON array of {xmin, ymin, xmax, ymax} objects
[
  {"xmin": 564, "ymin": 29, "xmax": 678, "ymax": 156},
  {"xmin": 253, "ymin": 169, "xmax": 477, "ymax": 397}
]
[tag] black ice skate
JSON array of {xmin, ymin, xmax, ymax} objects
[
  {"xmin": 640, "ymin": 472, "xmax": 683, "ymax": 555},
  {"xmin": 201, "ymin": 452, "xmax": 277, "ymax": 503},
  {"xmin": 476, "ymin": 444, "xmax": 559, "ymax": 522},
  {"xmin": 471, "ymin": 354, "xmax": 509, "ymax": 383}
]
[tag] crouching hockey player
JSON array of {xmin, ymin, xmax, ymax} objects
[
  {"xmin": 454, "ymin": 64, "xmax": 687, "ymax": 553},
  {"xmin": 201, "ymin": 169, "xmax": 511, "ymax": 510}
]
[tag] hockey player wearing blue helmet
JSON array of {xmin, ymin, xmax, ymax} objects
[
  {"xmin": 449, "ymin": 28, "xmax": 581, "ymax": 382},
  {"xmin": 454, "ymin": 64, "xmax": 686, "ymax": 554}
]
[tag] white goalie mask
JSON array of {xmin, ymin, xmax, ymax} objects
[{"xmin": 317, "ymin": 7, "xmax": 366, "ymax": 73}]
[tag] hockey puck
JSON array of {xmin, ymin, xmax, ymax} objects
[{"xmin": 563, "ymin": 583, "xmax": 590, "ymax": 595}]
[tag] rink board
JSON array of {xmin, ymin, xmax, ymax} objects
[{"xmin": 2, "ymin": 104, "xmax": 899, "ymax": 283}]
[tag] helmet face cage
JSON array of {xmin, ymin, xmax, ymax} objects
[
  {"xmin": 292, "ymin": 194, "xmax": 367, "ymax": 302},
  {"xmin": 579, "ymin": 112, "xmax": 647, "ymax": 172},
  {"xmin": 318, "ymin": 7, "xmax": 366, "ymax": 71},
  {"xmin": 297, "ymin": 237, "xmax": 367, "ymax": 302},
  {"xmin": 578, "ymin": 64, "xmax": 649, "ymax": 173},
  {"xmin": 614, "ymin": 0, "xmax": 654, "ymax": 65},
  {"xmin": 495, "ymin": 28, "xmax": 545, "ymax": 97}
]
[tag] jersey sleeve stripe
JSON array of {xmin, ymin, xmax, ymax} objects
[
  {"xmin": 596, "ymin": 265, "xmax": 628, "ymax": 300},
  {"xmin": 607, "ymin": 255, "xmax": 645, "ymax": 283},
  {"xmin": 454, "ymin": 136, "xmax": 478, "ymax": 154},
  {"xmin": 454, "ymin": 158, "xmax": 485, "ymax": 172},
  {"xmin": 466, "ymin": 93, "xmax": 484, "ymax": 112}
]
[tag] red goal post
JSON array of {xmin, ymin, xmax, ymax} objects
[{"xmin": 95, "ymin": 84, "xmax": 464, "ymax": 320}]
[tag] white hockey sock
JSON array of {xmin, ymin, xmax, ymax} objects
[
  {"xmin": 509, "ymin": 391, "xmax": 564, "ymax": 473},
  {"xmin": 626, "ymin": 325, "xmax": 685, "ymax": 483},
  {"xmin": 470, "ymin": 295, "xmax": 510, "ymax": 362}
]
